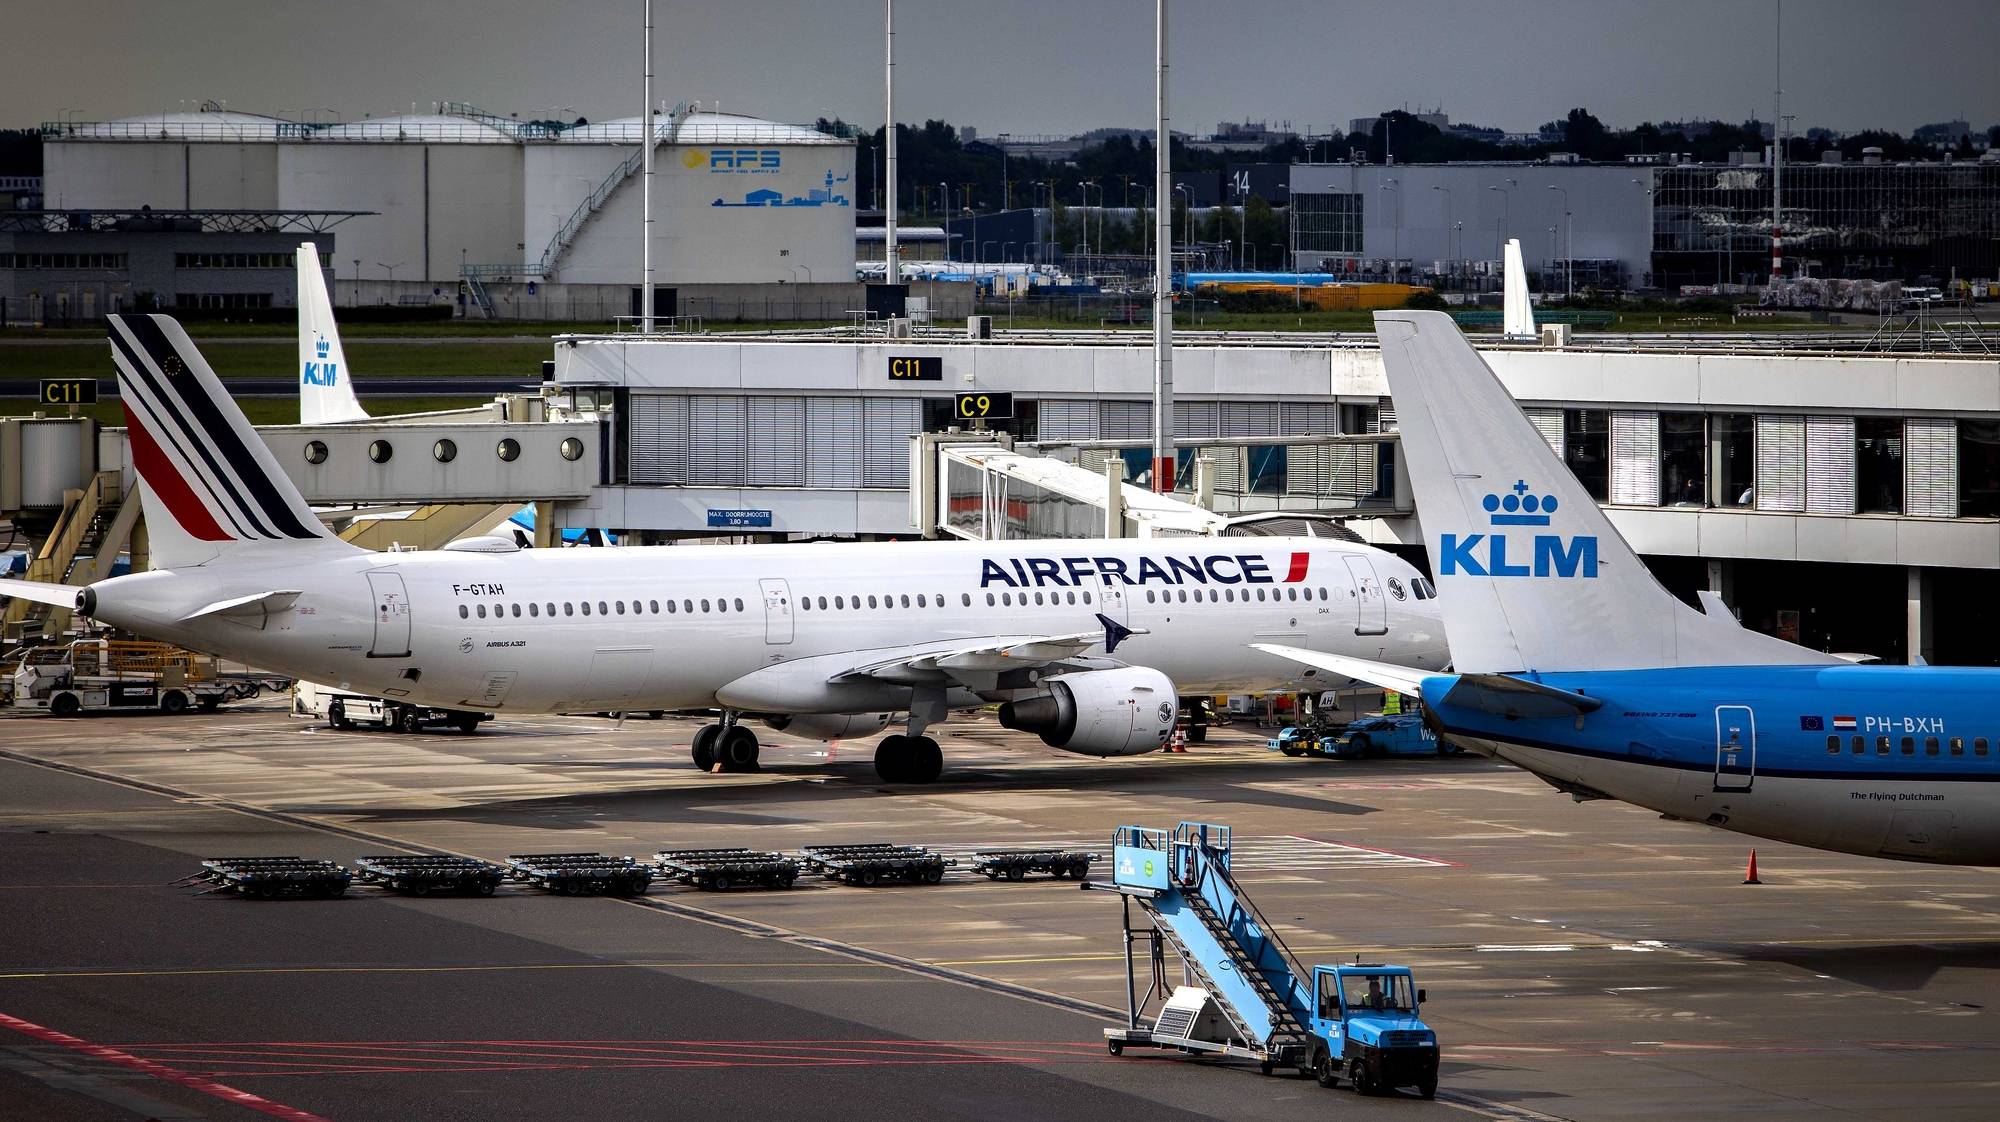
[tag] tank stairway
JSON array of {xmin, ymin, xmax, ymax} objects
[
  {"xmin": 1108, "ymin": 822, "xmax": 1316, "ymax": 1063},
  {"xmin": 535, "ymin": 102, "xmax": 694, "ymax": 281}
]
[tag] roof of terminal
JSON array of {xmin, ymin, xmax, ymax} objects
[{"xmin": 44, "ymin": 106, "xmax": 849, "ymax": 146}]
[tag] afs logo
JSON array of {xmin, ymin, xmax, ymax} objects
[
  {"xmin": 705, "ymin": 148, "xmax": 782, "ymax": 172},
  {"xmin": 301, "ymin": 334, "xmax": 339, "ymax": 387},
  {"xmin": 1438, "ymin": 479, "xmax": 1598, "ymax": 579}
]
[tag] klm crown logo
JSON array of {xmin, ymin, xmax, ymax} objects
[
  {"xmin": 1485, "ymin": 479, "xmax": 1556, "ymax": 526},
  {"xmin": 302, "ymin": 335, "xmax": 339, "ymax": 388},
  {"xmin": 1440, "ymin": 478, "xmax": 1598, "ymax": 579}
]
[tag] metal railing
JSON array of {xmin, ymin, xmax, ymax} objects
[{"xmin": 609, "ymin": 315, "xmax": 706, "ymax": 334}]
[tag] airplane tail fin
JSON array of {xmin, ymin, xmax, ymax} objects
[
  {"xmin": 1501, "ymin": 238, "xmax": 1534, "ymax": 338},
  {"xmin": 1373, "ymin": 309, "xmax": 1835, "ymax": 673},
  {"xmin": 109, "ymin": 314, "xmax": 362, "ymax": 569},
  {"xmin": 296, "ymin": 241, "xmax": 369, "ymax": 425}
]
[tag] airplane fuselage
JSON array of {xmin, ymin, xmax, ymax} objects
[
  {"xmin": 86, "ymin": 537, "xmax": 1446, "ymax": 719},
  {"xmin": 1424, "ymin": 665, "xmax": 2000, "ymax": 865}
]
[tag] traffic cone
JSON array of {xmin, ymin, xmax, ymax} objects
[{"xmin": 1742, "ymin": 850, "xmax": 1762, "ymax": 885}]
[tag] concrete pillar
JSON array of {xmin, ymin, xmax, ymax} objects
[
  {"xmin": 533, "ymin": 500, "xmax": 557, "ymax": 550},
  {"xmin": 1105, "ymin": 461, "xmax": 1125, "ymax": 538},
  {"xmin": 1705, "ymin": 558, "xmax": 1735, "ymax": 611},
  {"xmin": 1906, "ymin": 566, "xmax": 1934, "ymax": 665}
]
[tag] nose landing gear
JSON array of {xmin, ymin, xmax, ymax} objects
[{"xmin": 873, "ymin": 734, "xmax": 943, "ymax": 784}]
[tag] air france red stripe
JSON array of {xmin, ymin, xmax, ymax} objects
[
  {"xmin": 125, "ymin": 410, "xmax": 231, "ymax": 541},
  {"xmin": 1285, "ymin": 552, "xmax": 1310, "ymax": 582}
]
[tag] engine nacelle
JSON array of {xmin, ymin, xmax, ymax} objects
[
  {"xmin": 764, "ymin": 712, "xmax": 896, "ymax": 741},
  {"xmin": 997, "ymin": 668, "xmax": 1177, "ymax": 757}
]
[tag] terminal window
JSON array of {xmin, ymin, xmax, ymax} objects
[
  {"xmin": 1659, "ymin": 413, "xmax": 1706, "ymax": 506},
  {"xmin": 1855, "ymin": 418, "xmax": 1904, "ymax": 514},
  {"xmin": 1563, "ymin": 409, "xmax": 1609, "ymax": 500},
  {"xmin": 1710, "ymin": 414, "xmax": 1755, "ymax": 507},
  {"xmin": 1957, "ymin": 419, "xmax": 2000, "ymax": 518}
]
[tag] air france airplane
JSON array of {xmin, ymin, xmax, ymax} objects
[
  {"xmin": 1, "ymin": 315, "xmax": 1448, "ymax": 783},
  {"xmin": 1258, "ymin": 310, "xmax": 2000, "ymax": 865}
]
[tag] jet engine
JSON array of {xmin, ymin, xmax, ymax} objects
[
  {"xmin": 764, "ymin": 712, "xmax": 896, "ymax": 741},
  {"xmin": 997, "ymin": 668, "xmax": 1176, "ymax": 757}
]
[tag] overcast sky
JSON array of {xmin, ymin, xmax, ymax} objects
[{"xmin": 11, "ymin": 1, "xmax": 1997, "ymax": 138}]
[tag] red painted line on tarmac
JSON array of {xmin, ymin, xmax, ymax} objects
[{"xmin": 0, "ymin": 1010, "xmax": 335, "ymax": 1122}]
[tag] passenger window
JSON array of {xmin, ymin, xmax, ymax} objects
[
  {"xmin": 477, "ymin": 604, "xmax": 487, "ymax": 618},
  {"xmin": 1978, "ymin": 738, "xmax": 1990, "ymax": 756},
  {"xmin": 563, "ymin": 602, "xmax": 574, "ymax": 616},
  {"xmin": 868, "ymin": 595, "xmax": 878, "ymax": 609},
  {"xmin": 935, "ymin": 592, "xmax": 943, "ymax": 606},
  {"xmin": 1877, "ymin": 736, "xmax": 1890, "ymax": 755},
  {"xmin": 580, "ymin": 602, "xmax": 591, "ymax": 616},
  {"xmin": 1850, "ymin": 735, "xmax": 1863, "ymax": 754},
  {"xmin": 961, "ymin": 593, "xmax": 971, "ymax": 607},
  {"xmin": 683, "ymin": 600, "xmax": 693, "ymax": 613},
  {"xmin": 649, "ymin": 600, "xmax": 659, "ymax": 613},
  {"xmin": 835, "ymin": 596, "xmax": 844, "ymax": 609},
  {"xmin": 701, "ymin": 599, "xmax": 711, "ymax": 612},
  {"xmin": 1034, "ymin": 591, "xmax": 1044, "ymax": 605},
  {"xmin": 986, "ymin": 593, "xmax": 995, "ymax": 606},
  {"xmin": 1951, "ymin": 737, "xmax": 1963, "ymax": 755},
  {"xmin": 818, "ymin": 597, "xmax": 828, "ymax": 610},
  {"xmin": 545, "ymin": 602, "xmax": 555, "ymax": 616},
  {"xmin": 1901, "ymin": 737, "xmax": 1915, "ymax": 755},
  {"xmin": 734, "ymin": 598, "xmax": 744, "ymax": 612},
  {"xmin": 529, "ymin": 603, "xmax": 539, "ymax": 617},
  {"xmin": 667, "ymin": 600, "xmax": 677, "ymax": 613},
  {"xmin": 459, "ymin": 605, "xmax": 469, "ymax": 619},
  {"xmin": 1083, "ymin": 591, "xmax": 1093, "ymax": 604},
  {"xmin": 1826, "ymin": 735, "xmax": 1839, "ymax": 754},
  {"xmin": 598, "ymin": 601, "xmax": 608, "ymax": 615},
  {"xmin": 1003, "ymin": 592, "xmax": 1014, "ymax": 606},
  {"xmin": 615, "ymin": 601, "xmax": 625, "ymax": 615},
  {"xmin": 1288, "ymin": 587, "xmax": 1299, "ymax": 601},
  {"xmin": 901, "ymin": 595, "xmax": 911, "ymax": 608},
  {"xmin": 1926, "ymin": 736, "xmax": 1940, "ymax": 756},
  {"xmin": 1146, "ymin": 590, "xmax": 1157, "ymax": 603},
  {"xmin": 916, "ymin": 594, "xmax": 926, "ymax": 608},
  {"xmin": 1257, "ymin": 588, "xmax": 1267, "ymax": 601}
]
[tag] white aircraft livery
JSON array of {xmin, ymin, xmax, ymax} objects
[
  {"xmin": 295, "ymin": 242, "xmax": 368, "ymax": 425},
  {"xmin": 1, "ymin": 314, "xmax": 1448, "ymax": 783},
  {"xmin": 1258, "ymin": 310, "xmax": 2000, "ymax": 865}
]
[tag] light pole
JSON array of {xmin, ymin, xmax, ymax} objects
[
  {"xmin": 376, "ymin": 261, "xmax": 402, "ymax": 299},
  {"xmin": 1432, "ymin": 184, "xmax": 1452, "ymax": 271},
  {"xmin": 1076, "ymin": 184, "xmax": 1091, "ymax": 260},
  {"xmin": 1380, "ymin": 179, "xmax": 1400, "ymax": 272},
  {"xmin": 352, "ymin": 258, "xmax": 361, "ymax": 305},
  {"xmin": 1546, "ymin": 184, "xmax": 1571, "ymax": 299},
  {"xmin": 1486, "ymin": 183, "xmax": 1511, "ymax": 261}
]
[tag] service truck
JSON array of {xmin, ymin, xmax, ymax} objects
[
  {"xmin": 5, "ymin": 638, "xmax": 236, "ymax": 716},
  {"xmin": 292, "ymin": 679, "xmax": 488, "ymax": 734}
]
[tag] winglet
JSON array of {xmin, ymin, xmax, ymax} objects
[{"xmin": 1096, "ymin": 612, "xmax": 1136, "ymax": 655}]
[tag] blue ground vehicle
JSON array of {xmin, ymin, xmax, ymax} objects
[
  {"xmin": 1270, "ymin": 713, "xmax": 1450, "ymax": 759},
  {"xmin": 1094, "ymin": 821, "xmax": 1441, "ymax": 1097},
  {"xmin": 1308, "ymin": 964, "xmax": 1440, "ymax": 1096}
]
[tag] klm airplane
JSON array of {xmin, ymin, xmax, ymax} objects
[{"xmin": 1258, "ymin": 310, "xmax": 1999, "ymax": 866}]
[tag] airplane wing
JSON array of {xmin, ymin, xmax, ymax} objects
[
  {"xmin": 1438, "ymin": 674, "xmax": 1603, "ymax": 718},
  {"xmin": 0, "ymin": 578, "xmax": 85, "ymax": 609},
  {"xmin": 1248, "ymin": 643, "xmax": 1433, "ymax": 697},
  {"xmin": 834, "ymin": 630, "xmax": 1112, "ymax": 685}
]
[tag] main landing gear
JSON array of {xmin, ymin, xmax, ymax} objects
[
  {"xmin": 875, "ymin": 688, "xmax": 947, "ymax": 784},
  {"xmin": 691, "ymin": 714, "xmax": 760, "ymax": 773},
  {"xmin": 873, "ymin": 734, "xmax": 943, "ymax": 784}
]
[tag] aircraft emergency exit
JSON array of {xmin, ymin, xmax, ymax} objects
[
  {"xmin": 1257, "ymin": 310, "xmax": 2000, "ymax": 865},
  {"xmin": 2, "ymin": 315, "xmax": 1448, "ymax": 784}
]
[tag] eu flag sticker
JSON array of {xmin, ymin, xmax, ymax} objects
[{"xmin": 1799, "ymin": 715, "xmax": 1825, "ymax": 731}]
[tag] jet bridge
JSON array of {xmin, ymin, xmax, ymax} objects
[{"xmin": 914, "ymin": 431, "xmax": 1410, "ymax": 541}]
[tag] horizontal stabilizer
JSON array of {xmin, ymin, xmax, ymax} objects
[
  {"xmin": 0, "ymin": 578, "xmax": 84, "ymax": 610},
  {"xmin": 1439, "ymin": 674, "xmax": 1603, "ymax": 719},
  {"xmin": 1247, "ymin": 643, "xmax": 1432, "ymax": 697},
  {"xmin": 178, "ymin": 589, "xmax": 303, "ymax": 623}
]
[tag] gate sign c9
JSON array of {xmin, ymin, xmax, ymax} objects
[
  {"xmin": 40, "ymin": 378, "xmax": 98, "ymax": 406},
  {"xmin": 954, "ymin": 391, "xmax": 1014, "ymax": 421},
  {"xmin": 887, "ymin": 356, "xmax": 942, "ymax": 381}
]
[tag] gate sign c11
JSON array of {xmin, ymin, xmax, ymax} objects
[
  {"xmin": 887, "ymin": 356, "xmax": 942, "ymax": 381},
  {"xmin": 707, "ymin": 508, "xmax": 774, "ymax": 528},
  {"xmin": 39, "ymin": 378, "xmax": 98, "ymax": 405},
  {"xmin": 954, "ymin": 391, "xmax": 1014, "ymax": 421}
]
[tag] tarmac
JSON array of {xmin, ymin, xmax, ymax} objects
[{"xmin": 2, "ymin": 701, "xmax": 1997, "ymax": 1121}]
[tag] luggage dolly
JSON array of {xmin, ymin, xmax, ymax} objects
[
  {"xmin": 185, "ymin": 857, "xmax": 351, "ymax": 900},
  {"xmin": 504, "ymin": 852, "xmax": 653, "ymax": 896},
  {"xmin": 799, "ymin": 843, "xmax": 952, "ymax": 887},
  {"xmin": 353, "ymin": 855, "xmax": 505, "ymax": 897},
  {"xmin": 970, "ymin": 848, "xmax": 1099, "ymax": 882},
  {"xmin": 654, "ymin": 847, "xmax": 801, "ymax": 891}
]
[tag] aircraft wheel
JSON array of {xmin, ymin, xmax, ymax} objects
[
  {"xmin": 719, "ymin": 726, "xmax": 760, "ymax": 773},
  {"xmin": 691, "ymin": 724, "xmax": 722, "ymax": 771},
  {"xmin": 905, "ymin": 737, "xmax": 942, "ymax": 783},
  {"xmin": 874, "ymin": 734, "xmax": 910, "ymax": 783}
]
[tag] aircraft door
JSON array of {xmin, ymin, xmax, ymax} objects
[
  {"xmin": 365, "ymin": 572, "xmax": 411, "ymax": 658},
  {"xmin": 1344, "ymin": 556, "xmax": 1388, "ymax": 636},
  {"xmin": 1097, "ymin": 577, "xmax": 1129, "ymax": 626},
  {"xmin": 759, "ymin": 578, "xmax": 794, "ymax": 645},
  {"xmin": 1714, "ymin": 705, "xmax": 1756, "ymax": 790}
]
